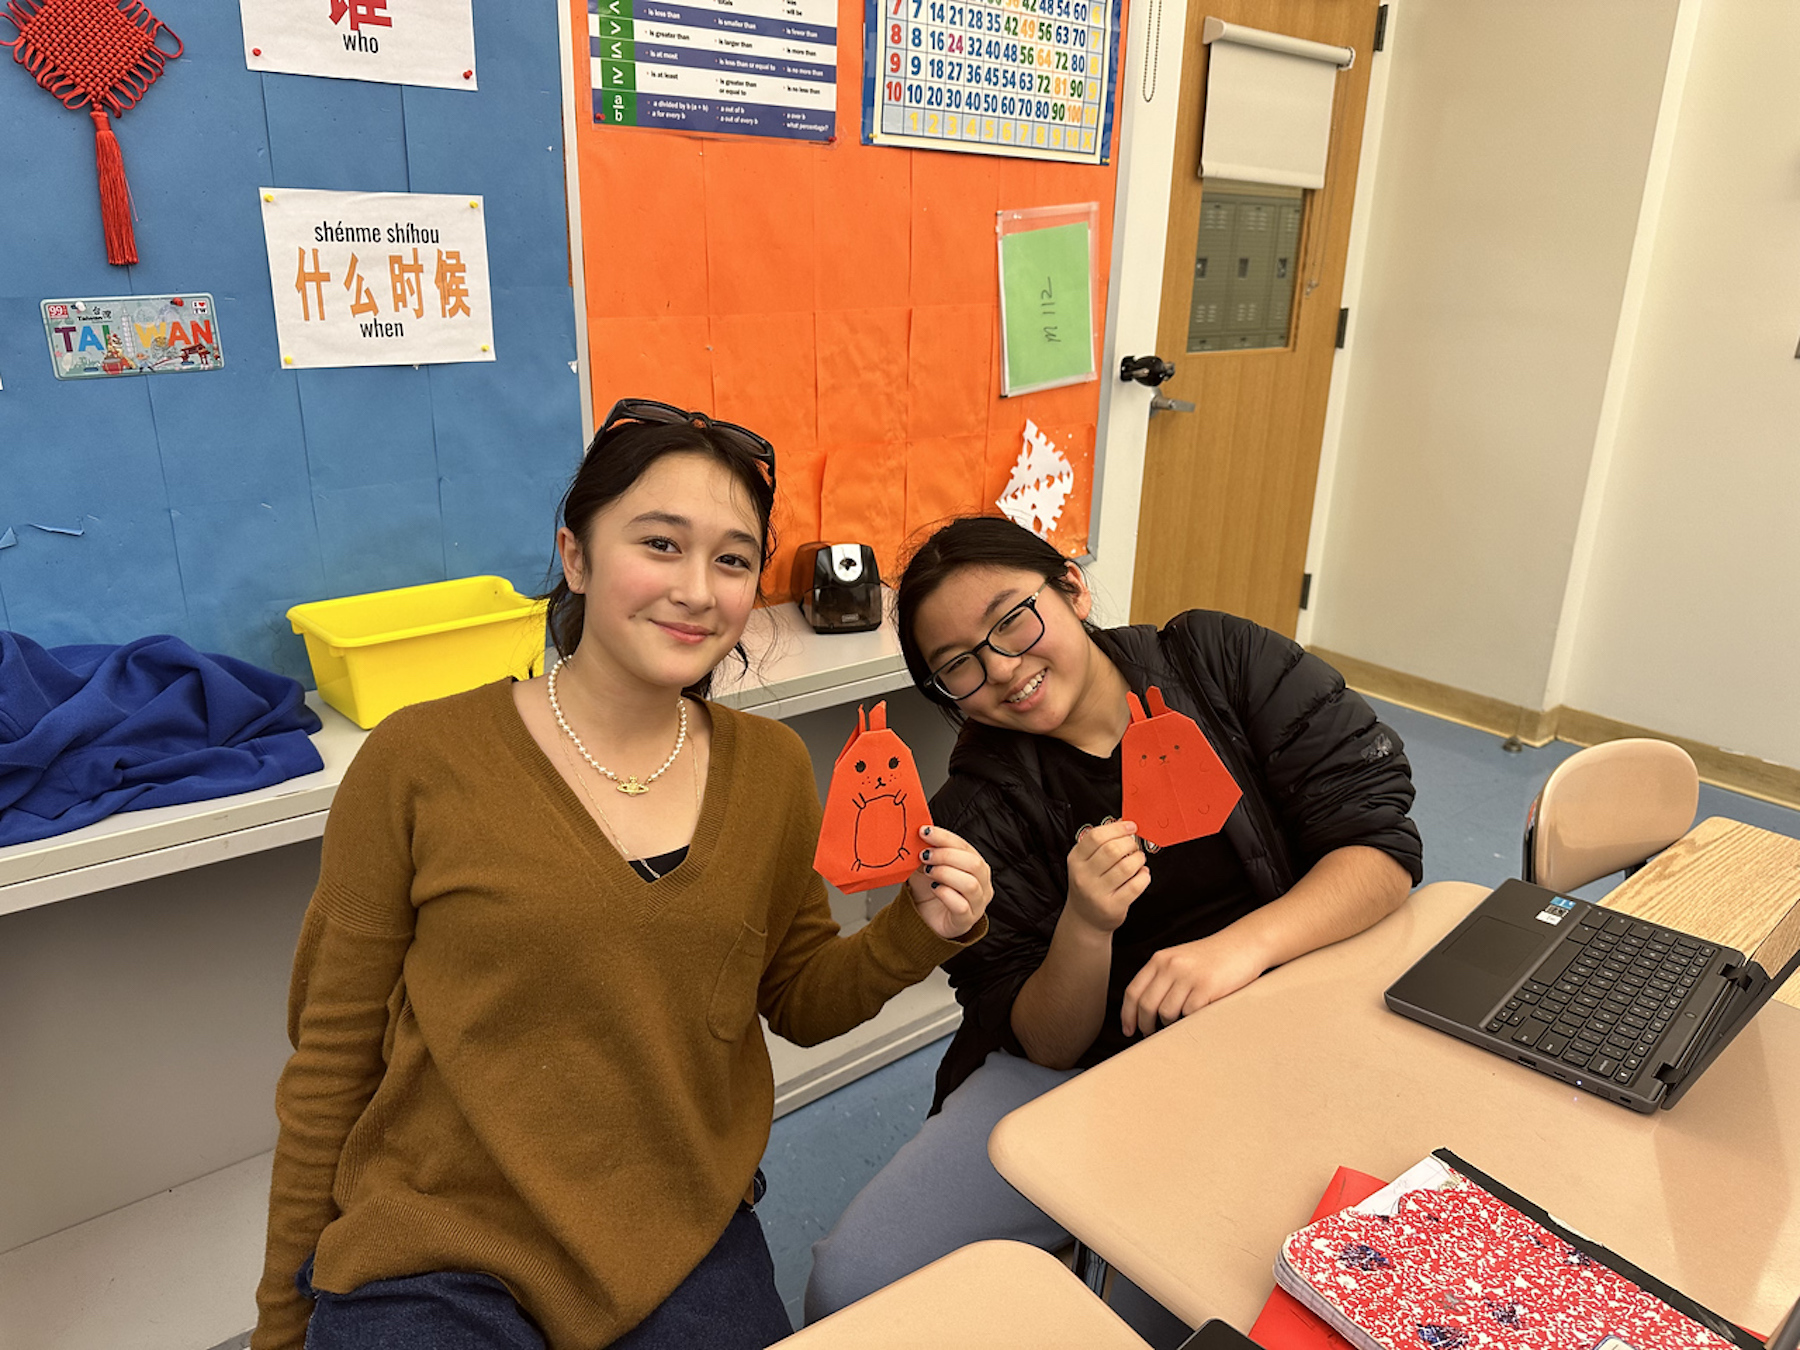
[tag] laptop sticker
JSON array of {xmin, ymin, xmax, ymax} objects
[{"xmin": 1536, "ymin": 897, "xmax": 1577, "ymax": 925}]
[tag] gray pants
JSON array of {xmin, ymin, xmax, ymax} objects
[{"xmin": 802, "ymin": 1049, "xmax": 1079, "ymax": 1324}]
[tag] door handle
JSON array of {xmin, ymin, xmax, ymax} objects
[
  {"xmin": 1150, "ymin": 395, "xmax": 1195, "ymax": 415},
  {"xmin": 1120, "ymin": 354, "xmax": 1177, "ymax": 387}
]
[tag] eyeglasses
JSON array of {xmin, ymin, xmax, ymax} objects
[
  {"xmin": 926, "ymin": 586, "xmax": 1049, "ymax": 701},
  {"xmin": 597, "ymin": 398, "xmax": 777, "ymax": 486}
]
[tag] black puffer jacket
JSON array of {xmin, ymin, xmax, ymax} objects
[{"xmin": 927, "ymin": 610, "xmax": 1423, "ymax": 1111}]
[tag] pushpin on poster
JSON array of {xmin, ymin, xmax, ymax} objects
[
  {"xmin": 1120, "ymin": 686, "xmax": 1242, "ymax": 848},
  {"xmin": 815, "ymin": 701, "xmax": 932, "ymax": 892}
]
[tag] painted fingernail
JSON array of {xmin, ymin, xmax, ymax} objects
[
  {"xmin": 920, "ymin": 849, "xmax": 931, "ymax": 862},
  {"xmin": 921, "ymin": 825, "xmax": 932, "ymax": 837}
]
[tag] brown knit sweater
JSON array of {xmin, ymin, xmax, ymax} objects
[{"xmin": 252, "ymin": 680, "xmax": 982, "ymax": 1349}]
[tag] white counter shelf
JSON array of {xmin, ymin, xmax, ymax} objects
[
  {"xmin": 0, "ymin": 694, "xmax": 363, "ymax": 919},
  {"xmin": 0, "ymin": 597, "xmax": 916, "ymax": 920}
]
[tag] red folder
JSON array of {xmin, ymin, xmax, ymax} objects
[{"xmin": 1248, "ymin": 1167, "xmax": 1387, "ymax": 1350}]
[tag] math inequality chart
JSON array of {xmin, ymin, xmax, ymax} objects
[
  {"xmin": 589, "ymin": 0, "xmax": 836, "ymax": 141},
  {"xmin": 861, "ymin": 0, "xmax": 1120, "ymax": 163}
]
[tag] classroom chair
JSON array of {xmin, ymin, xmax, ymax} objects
[{"xmin": 1521, "ymin": 739, "xmax": 1699, "ymax": 893}]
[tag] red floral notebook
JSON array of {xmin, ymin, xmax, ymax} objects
[
  {"xmin": 1251, "ymin": 1166, "xmax": 1387, "ymax": 1350},
  {"xmin": 1273, "ymin": 1150, "xmax": 1763, "ymax": 1350}
]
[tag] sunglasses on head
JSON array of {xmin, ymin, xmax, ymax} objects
[{"xmin": 597, "ymin": 398, "xmax": 776, "ymax": 486}]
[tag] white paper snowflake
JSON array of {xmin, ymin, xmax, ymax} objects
[{"xmin": 996, "ymin": 419, "xmax": 1075, "ymax": 539}]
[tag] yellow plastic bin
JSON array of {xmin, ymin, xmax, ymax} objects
[{"xmin": 288, "ymin": 576, "xmax": 549, "ymax": 728}]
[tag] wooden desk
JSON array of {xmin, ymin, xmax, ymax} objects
[
  {"xmin": 774, "ymin": 1241, "xmax": 1153, "ymax": 1349},
  {"xmin": 1602, "ymin": 816, "xmax": 1800, "ymax": 1010},
  {"xmin": 988, "ymin": 881, "xmax": 1800, "ymax": 1338}
]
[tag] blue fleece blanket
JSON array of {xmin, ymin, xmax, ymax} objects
[{"xmin": 0, "ymin": 633, "xmax": 324, "ymax": 848}]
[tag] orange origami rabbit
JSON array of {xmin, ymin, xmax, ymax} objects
[
  {"xmin": 1120, "ymin": 685, "xmax": 1242, "ymax": 848},
  {"xmin": 814, "ymin": 701, "xmax": 933, "ymax": 892}
]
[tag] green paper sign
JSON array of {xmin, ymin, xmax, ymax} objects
[{"xmin": 999, "ymin": 222, "xmax": 1095, "ymax": 395}]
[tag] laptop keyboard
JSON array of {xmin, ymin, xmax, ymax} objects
[{"xmin": 1482, "ymin": 911, "xmax": 1717, "ymax": 1090}]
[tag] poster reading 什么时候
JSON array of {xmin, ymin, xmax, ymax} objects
[{"xmin": 259, "ymin": 188, "xmax": 496, "ymax": 370}]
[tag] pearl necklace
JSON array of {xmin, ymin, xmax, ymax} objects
[
  {"xmin": 547, "ymin": 655, "xmax": 687, "ymax": 795},
  {"xmin": 554, "ymin": 731, "xmax": 699, "ymax": 881}
]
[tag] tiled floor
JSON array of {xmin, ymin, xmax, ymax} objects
[{"xmin": 757, "ymin": 697, "xmax": 1800, "ymax": 1333}]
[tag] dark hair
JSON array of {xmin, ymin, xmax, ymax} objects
[
  {"xmin": 896, "ymin": 515, "xmax": 1094, "ymax": 719},
  {"xmin": 541, "ymin": 417, "xmax": 777, "ymax": 697}
]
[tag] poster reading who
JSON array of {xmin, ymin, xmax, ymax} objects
[{"xmin": 238, "ymin": 0, "xmax": 479, "ymax": 89}]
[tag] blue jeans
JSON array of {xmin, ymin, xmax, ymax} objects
[
  {"xmin": 804, "ymin": 1050, "xmax": 1078, "ymax": 1323},
  {"xmin": 803, "ymin": 1051, "xmax": 1193, "ymax": 1347},
  {"xmin": 299, "ymin": 1190, "xmax": 792, "ymax": 1350}
]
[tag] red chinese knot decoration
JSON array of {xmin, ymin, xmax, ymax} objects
[{"xmin": 2, "ymin": 0, "xmax": 182, "ymax": 264}]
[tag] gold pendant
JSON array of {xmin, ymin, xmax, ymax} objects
[{"xmin": 616, "ymin": 777, "xmax": 649, "ymax": 796}]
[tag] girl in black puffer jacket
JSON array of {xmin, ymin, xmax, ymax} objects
[{"xmin": 804, "ymin": 516, "xmax": 1424, "ymax": 1327}]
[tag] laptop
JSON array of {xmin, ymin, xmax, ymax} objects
[{"xmin": 1386, "ymin": 879, "xmax": 1800, "ymax": 1112}]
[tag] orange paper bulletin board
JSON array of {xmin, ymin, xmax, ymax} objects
[{"xmin": 570, "ymin": 0, "xmax": 1126, "ymax": 599}]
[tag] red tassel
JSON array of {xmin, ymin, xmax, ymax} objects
[{"xmin": 90, "ymin": 108, "xmax": 137, "ymax": 266}]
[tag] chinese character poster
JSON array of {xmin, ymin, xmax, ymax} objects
[
  {"xmin": 258, "ymin": 188, "xmax": 496, "ymax": 369},
  {"xmin": 239, "ymin": 0, "xmax": 478, "ymax": 89}
]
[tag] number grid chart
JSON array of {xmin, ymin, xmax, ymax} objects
[
  {"xmin": 590, "ymin": 0, "xmax": 837, "ymax": 141},
  {"xmin": 861, "ymin": 0, "xmax": 1120, "ymax": 163}
]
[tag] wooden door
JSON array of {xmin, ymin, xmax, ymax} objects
[{"xmin": 1129, "ymin": 0, "xmax": 1380, "ymax": 635}]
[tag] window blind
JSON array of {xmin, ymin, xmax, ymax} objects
[{"xmin": 1199, "ymin": 17, "xmax": 1354, "ymax": 189}]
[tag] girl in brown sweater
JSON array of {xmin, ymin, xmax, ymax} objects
[{"xmin": 252, "ymin": 401, "xmax": 992, "ymax": 1350}]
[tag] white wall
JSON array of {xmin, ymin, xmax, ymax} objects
[
  {"xmin": 1306, "ymin": 0, "xmax": 1800, "ymax": 773},
  {"xmin": 1562, "ymin": 0, "xmax": 1800, "ymax": 769},
  {"xmin": 1310, "ymin": 0, "xmax": 1679, "ymax": 708},
  {"xmin": 1294, "ymin": 0, "xmax": 1400, "ymax": 652},
  {"xmin": 1086, "ymin": 0, "xmax": 1191, "ymax": 625}
]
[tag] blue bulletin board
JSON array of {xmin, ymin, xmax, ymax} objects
[{"xmin": 0, "ymin": 1, "xmax": 582, "ymax": 682}]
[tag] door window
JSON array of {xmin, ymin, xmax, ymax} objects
[{"xmin": 1185, "ymin": 180, "xmax": 1304, "ymax": 352}]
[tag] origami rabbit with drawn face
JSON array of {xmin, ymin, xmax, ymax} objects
[
  {"xmin": 848, "ymin": 748, "xmax": 910, "ymax": 871},
  {"xmin": 815, "ymin": 701, "xmax": 933, "ymax": 892},
  {"xmin": 1120, "ymin": 686, "xmax": 1242, "ymax": 849}
]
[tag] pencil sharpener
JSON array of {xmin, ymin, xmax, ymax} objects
[{"xmin": 792, "ymin": 542, "xmax": 883, "ymax": 634}]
